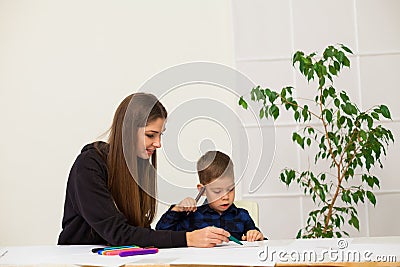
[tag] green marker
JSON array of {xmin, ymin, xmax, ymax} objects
[
  {"xmin": 211, "ymin": 225, "xmax": 243, "ymax": 245},
  {"xmin": 228, "ymin": 235, "xmax": 243, "ymax": 245}
]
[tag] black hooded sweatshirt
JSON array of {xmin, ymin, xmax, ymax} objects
[{"xmin": 58, "ymin": 142, "xmax": 187, "ymax": 248}]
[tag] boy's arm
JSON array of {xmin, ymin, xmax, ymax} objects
[
  {"xmin": 155, "ymin": 205, "xmax": 189, "ymax": 231},
  {"xmin": 238, "ymin": 209, "xmax": 265, "ymax": 241},
  {"xmin": 242, "ymin": 210, "xmax": 262, "ymax": 233}
]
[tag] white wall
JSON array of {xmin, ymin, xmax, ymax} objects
[
  {"xmin": 232, "ymin": 0, "xmax": 400, "ymax": 239},
  {"xmin": 0, "ymin": 0, "xmax": 234, "ymax": 245}
]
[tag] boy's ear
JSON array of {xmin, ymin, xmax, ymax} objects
[{"xmin": 197, "ymin": 184, "xmax": 206, "ymax": 195}]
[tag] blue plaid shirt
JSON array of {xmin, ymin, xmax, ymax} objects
[{"xmin": 155, "ymin": 203, "xmax": 261, "ymax": 240}]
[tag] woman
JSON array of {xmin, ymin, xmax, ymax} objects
[{"xmin": 58, "ymin": 93, "xmax": 229, "ymax": 248}]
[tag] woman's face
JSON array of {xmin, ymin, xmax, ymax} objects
[{"xmin": 136, "ymin": 118, "xmax": 166, "ymax": 159}]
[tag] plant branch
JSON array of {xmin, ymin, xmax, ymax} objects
[
  {"xmin": 319, "ymin": 87, "xmax": 339, "ymax": 168},
  {"xmin": 279, "ymin": 94, "xmax": 322, "ymax": 119}
]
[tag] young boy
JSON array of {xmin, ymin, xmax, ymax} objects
[{"xmin": 156, "ymin": 151, "xmax": 263, "ymax": 242}]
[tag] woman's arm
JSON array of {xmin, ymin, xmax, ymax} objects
[{"xmin": 60, "ymin": 147, "xmax": 187, "ymax": 248}]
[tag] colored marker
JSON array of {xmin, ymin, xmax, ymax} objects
[
  {"xmin": 186, "ymin": 187, "xmax": 206, "ymax": 215},
  {"xmin": 92, "ymin": 245, "xmax": 138, "ymax": 254},
  {"xmin": 210, "ymin": 225, "xmax": 243, "ymax": 245},
  {"xmin": 195, "ymin": 186, "xmax": 206, "ymax": 202},
  {"xmin": 229, "ymin": 235, "xmax": 243, "ymax": 245},
  {"xmin": 92, "ymin": 247, "xmax": 106, "ymax": 253},
  {"xmin": 101, "ymin": 247, "xmax": 142, "ymax": 256},
  {"xmin": 119, "ymin": 248, "xmax": 158, "ymax": 257}
]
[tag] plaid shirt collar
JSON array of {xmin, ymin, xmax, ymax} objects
[{"xmin": 197, "ymin": 201, "xmax": 239, "ymax": 216}]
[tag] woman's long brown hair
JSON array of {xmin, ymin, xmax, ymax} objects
[{"xmin": 104, "ymin": 93, "xmax": 167, "ymax": 227}]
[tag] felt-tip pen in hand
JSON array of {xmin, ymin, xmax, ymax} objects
[
  {"xmin": 210, "ymin": 225, "xmax": 243, "ymax": 245},
  {"xmin": 229, "ymin": 235, "xmax": 243, "ymax": 245}
]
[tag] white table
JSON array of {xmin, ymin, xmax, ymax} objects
[{"xmin": 1, "ymin": 237, "xmax": 399, "ymax": 267}]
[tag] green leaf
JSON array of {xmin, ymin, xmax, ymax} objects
[
  {"xmin": 365, "ymin": 154, "xmax": 373, "ymax": 171},
  {"xmin": 366, "ymin": 191, "xmax": 376, "ymax": 206},
  {"xmin": 373, "ymin": 176, "xmax": 380, "ymax": 189},
  {"xmin": 343, "ymin": 56, "xmax": 350, "ymax": 67},
  {"xmin": 358, "ymin": 190, "xmax": 365, "ymax": 203},
  {"xmin": 350, "ymin": 103, "xmax": 358, "ymax": 115},
  {"xmin": 371, "ymin": 112, "xmax": 379, "ymax": 120},
  {"xmin": 253, "ymin": 88, "xmax": 262, "ymax": 101},
  {"xmin": 341, "ymin": 44, "xmax": 353, "ymax": 54},
  {"xmin": 268, "ymin": 91, "xmax": 279, "ymax": 103},
  {"xmin": 340, "ymin": 92, "xmax": 349, "ymax": 103},
  {"xmin": 259, "ymin": 108, "xmax": 264, "ymax": 119},
  {"xmin": 238, "ymin": 96, "xmax": 248, "ymax": 109},
  {"xmin": 307, "ymin": 70, "xmax": 314, "ymax": 81},
  {"xmin": 334, "ymin": 98, "xmax": 340, "ymax": 108},
  {"xmin": 349, "ymin": 215, "xmax": 360, "ymax": 231},
  {"xmin": 302, "ymin": 105, "xmax": 309, "ymax": 121},
  {"xmin": 280, "ymin": 173, "xmax": 287, "ymax": 185},
  {"xmin": 265, "ymin": 88, "xmax": 272, "ymax": 98},
  {"xmin": 329, "ymin": 65, "xmax": 337, "ymax": 75},
  {"xmin": 341, "ymin": 191, "xmax": 352, "ymax": 204},
  {"xmin": 306, "ymin": 138, "xmax": 311, "ymax": 146},
  {"xmin": 380, "ymin": 105, "xmax": 391, "ymax": 119},
  {"xmin": 286, "ymin": 169, "xmax": 296, "ymax": 184},
  {"xmin": 323, "ymin": 89, "xmax": 329, "ymax": 98},
  {"xmin": 366, "ymin": 116, "xmax": 373, "ymax": 128},
  {"xmin": 342, "ymin": 103, "xmax": 352, "ymax": 115},
  {"xmin": 325, "ymin": 109, "xmax": 333, "ymax": 122},
  {"xmin": 293, "ymin": 51, "xmax": 304, "ymax": 66},
  {"xmin": 339, "ymin": 115, "xmax": 346, "ymax": 125},
  {"xmin": 334, "ymin": 61, "xmax": 340, "ymax": 71},
  {"xmin": 296, "ymin": 229, "xmax": 302, "ymax": 239},
  {"xmin": 294, "ymin": 111, "xmax": 300, "ymax": 121},
  {"xmin": 281, "ymin": 87, "xmax": 287, "ymax": 98},
  {"xmin": 319, "ymin": 188, "xmax": 326, "ymax": 202},
  {"xmin": 328, "ymin": 86, "xmax": 336, "ymax": 97},
  {"xmin": 359, "ymin": 130, "xmax": 367, "ymax": 141},
  {"xmin": 319, "ymin": 76, "xmax": 325, "ymax": 87},
  {"xmin": 269, "ymin": 104, "xmax": 280, "ymax": 119},
  {"xmin": 292, "ymin": 132, "xmax": 304, "ymax": 149},
  {"xmin": 352, "ymin": 192, "xmax": 359, "ymax": 204}
]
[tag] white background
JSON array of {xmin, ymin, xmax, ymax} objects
[{"xmin": 0, "ymin": 0, "xmax": 399, "ymax": 245}]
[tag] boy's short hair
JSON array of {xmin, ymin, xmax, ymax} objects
[{"xmin": 196, "ymin": 151, "xmax": 234, "ymax": 185}]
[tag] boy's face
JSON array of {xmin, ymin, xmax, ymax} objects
[{"xmin": 199, "ymin": 176, "xmax": 235, "ymax": 214}]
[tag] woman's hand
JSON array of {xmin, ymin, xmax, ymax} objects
[
  {"xmin": 242, "ymin": 230, "xmax": 264, "ymax": 242},
  {"xmin": 171, "ymin": 197, "xmax": 197, "ymax": 212},
  {"xmin": 186, "ymin": 226, "xmax": 230, "ymax": 247}
]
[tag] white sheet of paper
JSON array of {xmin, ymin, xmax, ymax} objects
[{"xmin": 215, "ymin": 241, "xmax": 262, "ymax": 248}]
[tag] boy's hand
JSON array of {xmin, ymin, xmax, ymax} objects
[
  {"xmin": 171, "ymin": 197, "xmax": 197, "ymax": 212},
  {"xmin": 242, "ymin": 230, "xmax": 263, "ymax": 242}
]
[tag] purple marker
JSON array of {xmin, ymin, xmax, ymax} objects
[{"xmin": 119, "ymin": 248, "xmax": 158, "ymax": 257}]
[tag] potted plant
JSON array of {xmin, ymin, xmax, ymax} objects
[{"xmin": 239, "ymin": 44, "xmax": 394, "ymax": 238}]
